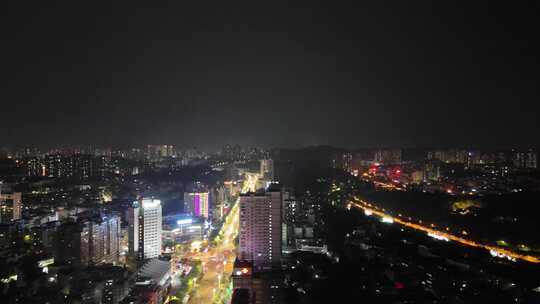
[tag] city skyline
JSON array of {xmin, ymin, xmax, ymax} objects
[
  {"xmin": 1, "ymin": 143, "xmax": 540, "ymax": 303},
  {"xmin": 3, "ymin": 2, "xmax": 540, "ymax": 304}
]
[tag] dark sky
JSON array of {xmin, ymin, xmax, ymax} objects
[{"xmin": 1, "ymin": 2, "xmax": 539, "ymax": 150}]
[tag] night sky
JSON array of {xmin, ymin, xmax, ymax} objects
[{"xmin": 2, "ymin": 2, "xmax": 539, "ymax": 150}]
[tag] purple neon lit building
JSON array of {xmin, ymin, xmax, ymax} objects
[
  {"xmin": 193, "ymin": 193, "xmax": 200, "ymax": 215},
  {"xmin": 184, "ymin": 192, "xmax": 209, "ymax": 218}
]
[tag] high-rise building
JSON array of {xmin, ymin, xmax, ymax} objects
[
  {"xmin": 0, "ymin": 184, "xmax": 22, "ymax": 224},
  {"xmin": 146, "ymin": 145, "xmax": 175, "ymax": 160},
  {"xmin": 37, "ymin": 154, "xmax": 107, "ymax": 179},
  {"xmin": 55, "ymin": 222, "xmax": 82, "ymax": 266},
  {"xmin": 44, "ymin": 154, "xmax": 63, "ymax": 177},
  {"xmin": 332, "ymin": 152, "xmax": 353, "ymax": 173},
  {"xmin": 128, "ymin": 199, "xmax": 162, "ymax": 260},
  {"xmin": 105, "ymin": 216, "xmax": 121, "ymax": 263},
  {"xmin": 375, "ymin": 149, "xmax": 402, "ymax": 165},
  {"xmin": 466, "ymin": 150, "xmax": 481, "ymax": 169},
  {"xmin": 424, "ymin": 161, "xmax": 441, "ymax": 182},
  {"xmin": 281, "ymin": 190, "xmax": 297, "ymax": 249},
  {"xmin": 212, "ymin": 186, "xmax": 227, "ymax": 221},
  {"xmin": 81, "ymin": 215, "xmax": 121, "ymax": 265},
  {"xmin": 24, "ymin": 157, "xmax": 43, "ymax": 177},
  {"xmin": 513, "ymin": 149, "xmax": 537, "ymax": 169},
  {"xmin": 184, "ymin": 192, "xmax": 210, "ymax": 219},
  {"xmin": 239, "ymin": 185, "xmax": 282, "ymax": 271},
  {"xmin": 260, "ymin": 159, "xmax": 274, "ymax": 181},
  {"xmin": 55, "ymin": 214, "xmax": 120, "ymax": 266},
  {"xmin": 31, "ymin": 221, "xmax": 59, "ymax": 252},
  {"xmin": 427, "ymin": 149, "xmax": 468, "ymax": 164}
]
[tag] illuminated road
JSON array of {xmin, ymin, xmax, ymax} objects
[
  {"xmin": 187, "ymin": 203, "xmax": 238, "ymax": 304},
  {"xmin": 371, "ymin": 180, "xmax": 403, "ymax": 191},
  {"xmin": 186, "ymin": 173, "xmax": 258, "ymax": 303},
  {"xmin": 351, "ymin": 198, "xmax": 540, "ymax": 264}
]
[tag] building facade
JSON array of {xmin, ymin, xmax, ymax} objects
[
  {"xmin": 513, "ymin": 150, "xmax": 537, "ymax": 169},
  {"xmin": 128, "ymin": 199, "xmax": 163, "ymax": 260},
  {"xmin": 0, "ymin": 191, "xmax": 22, "ymax": 224},
  {"xmin": 375, "ymin": 149, "xmax": 402, "ymax": 165},
  {"xmin": 81, "ymin": 215, "xmax": 121, "ymax": 265},
  {"xmin": 55, "ymin": 214, "xmax": 120, "ymax": 266},
  {"xmin": 260, "ymin": 159, "xmax": 274, "ymax": 181},
  {"xmin": 239, "ymin": 186, "xmax": 282, "ymax": 271},
  {"xmin": 183, "ymin": 192, "xmax": 210, "ymax": 219}
]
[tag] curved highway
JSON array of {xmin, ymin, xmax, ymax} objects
[{"xmin": 351, "ymin": 198, "xmax": 540, "ymax": 264}]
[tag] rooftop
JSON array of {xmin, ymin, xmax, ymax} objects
[{"xmin": 137, "ymin": 258, "xmax": 170, "ymax": 287}]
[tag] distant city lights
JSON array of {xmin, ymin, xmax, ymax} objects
[
  {"xmin": 381, "ymin": 217, "xmax": 394, "ymax": 224},
  {"xmin": 428, "ymin": 232, "xmax": 449, "ymax": 242},
  {"xmin": 489, "ymin": 249, "xmax": 517, "ymax": 262}
]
